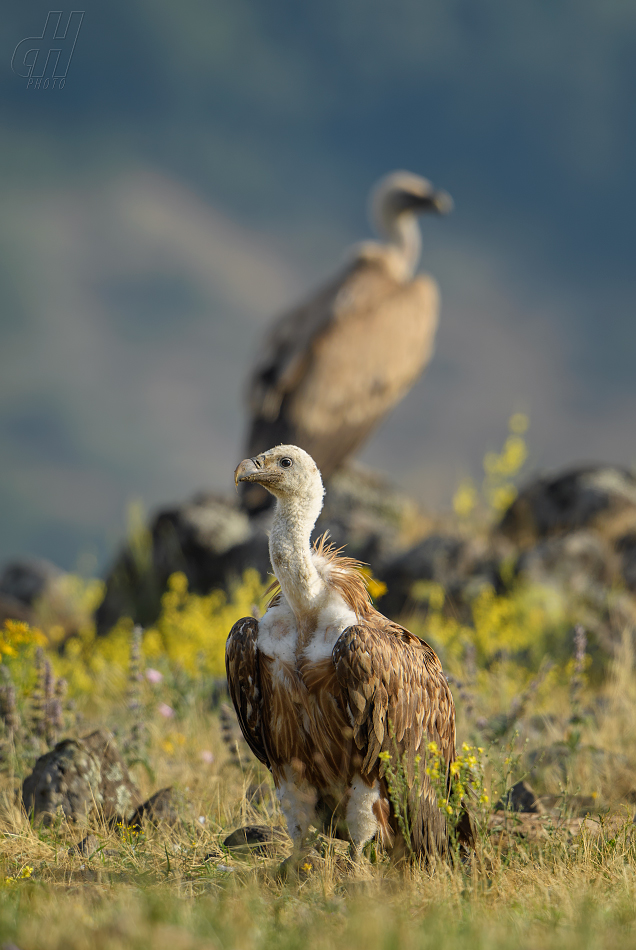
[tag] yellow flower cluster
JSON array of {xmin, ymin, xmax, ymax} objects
[
  {"xmin": 143, "ymin": 569, "xmax": 266, "ymax": 676},
  {"xmin": 359, "ymin": 566, "xmax": 388, "ymax": 601},
  {"xmin": 54, "ymin": 569, "xmax": 269, "ymax": 695},
  {"xmin": 426, "ymin": 741, "xmax": 489, "ymax": 821},
  {"xmin": 413, "ymin": 575, "xmax": 569, "ymax": 679},
  {"xmin": 0, "ymin": 620, "xmax": 46, "ymax": 658},
  {"xmin": 2, "ymin": 865, "xmax": 33, "ymax": 886},
  {"xmin": 453, "ymin": 412, "xmax": 529, "ymax": 518}
]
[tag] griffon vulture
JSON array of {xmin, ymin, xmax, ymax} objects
[
  {"xmin": 227, "ymin": 445, "xmax": 465, "ymax": 860},
  {"xmin": 242, "ymin": 171, "xmax": 452, "ymax": 513}
]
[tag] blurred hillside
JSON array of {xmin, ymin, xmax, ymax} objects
[{"xmin": 1, "ymin": 0, "xmax": 635, "ymax": 570}]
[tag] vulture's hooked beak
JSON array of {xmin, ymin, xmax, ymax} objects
[
  {"xmin": 431, "ymin": 189, "xmax": 453, "ymax": 215},
  {"xmin": 395, "ymin": 187, "xmax": 453, "ymax": 217},
  {"xmin": 234, "ymin": 457, "xmax": 261, "ymax": 489}
]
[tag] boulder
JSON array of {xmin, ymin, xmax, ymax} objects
[
  {"xmin": 495, "ymin": 780, "xmax": 544, "ymax": 814},
  {"xmin": 223, "ymin": 824, "xmax": 289, "ymax": 856},
  {"xmin": 22, "ymin": 729, "xmax": 141, "ymax": 825},
  {"xmin": 0, "ymin": 593, "xmax": 35, "ymax": 627},
  {"xmin": 380, "ymin": 533, "xmax": 503, "ymax": 619},
  {"xmin": 616, "ymin": 533, "xmax": 636, "ymax": 593},
  {"xmin": 22, "ymin": 738, "xmax": 102, "ymax": 825},
  {"xmin": 96, "ymin": 493, "xmax": 262, "ymax": 635},
  {"xmin": 515, "ymin": 530, "xmax": 618, "ymax": 595},
  {"xmin": 81, "ymin": 729, "xmax": 142, "ymax": 821},
  {"xmin": 0, "ymin": 558, "xmax": 64, "ymax": 608},
  {"xmin": 498, "ymin": 465, "xmax": 636, "ymax": 547},
  {"xmin": 128, "ymin": 786, "xmax": 184, "ymax": 829},
  {"xmin": 380, "ymin": 533, "xmax": 466, "ymax": 616},
  {"xmin": 500, "ymin": 465, "xmax": 636, "ymax": 604}
]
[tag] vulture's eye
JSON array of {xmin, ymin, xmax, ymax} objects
[{"xmin": 279, "ymin": 457, "xmax": 293, "ymax": 468}]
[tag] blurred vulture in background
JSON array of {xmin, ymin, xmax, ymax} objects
[{"xmin": 242, "ymin": 171, "xmax": 452, "ymax": 513}]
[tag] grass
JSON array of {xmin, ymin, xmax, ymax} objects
[
  {"xmin": 3, "ymin": 780, "xmax": 636, "ymax": 949},
  {"xmin": 3, "ymin": 675, "xmax": 636, "ymax": 950}
]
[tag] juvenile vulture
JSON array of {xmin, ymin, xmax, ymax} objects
[
  {"xmin": 228, "ymin": 445, "xmax": 465, "ymax": 860},
  {"xmin": 242, "ymin": 171, "xmax": 452, "ymax": 513}
]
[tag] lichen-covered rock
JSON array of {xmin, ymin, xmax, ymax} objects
[
  {"xmin": 81, "ymin": 729, "xmax": 142, "ymax": 821},
  {"xmin": 223, "ymin": 824, "xmax": 289, "ymax": 856},
  {"xmin": 0, "ymin": 592, "xmax": 34, "ymax": 626},
  {"xmin": 95, "ymin": 494, "xmax": 266, "ymax": 635},
  {"xmin": 498, "ymin": 465, "xmax": 636, "ymax": 547},
  {"xmin": 22, "ymin": 730, "xmax": 140, "ymax": 825},
  {"xmin": 380, "ymin": 533, "xmax": 504, "ymax": 619},
  {"xmin": 0, "ymin": 557, "xmax": 64, "ymax": 607},
  {"xmin": 616, "ymin": 533, "xmax": 636, "ymax": 593},
  {"xmin": 515, "ymin": 530, "xmax": 618, "ymax": 595},
  {"xmin": 380, "ymin": 533, "xmax": 466, "ymax": 616},
  {"xmin": 495, "ymin": 780, "xmax": 544, "ymax": 814},
  {"xmin": 22, "ymin": 738, "xmax": 102, "ymax": 825},
  {"xmin": 69, "ymin": 833, "xmax": 100, "ymax": 856},
  {"xmin": 128, "ymin": 786, "xmax": 185, "ymax": 829}
]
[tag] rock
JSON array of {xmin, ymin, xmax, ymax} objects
[
  {"xmin": 616, "ymin": 533, "xmax": 636, "ymax": 593},
  {"xmin": 380, "ymin": 533, "xmax": 466, "ymax": 616},
  {"xmin": 499, "ymin": 465, "xmax": 636, "ymax": 547},
  {"xmin": 128, "ymin": 786, "xmax": 184, "ymax": 829},
  {"xmin": 495, "ymin": 780, "xmax": 544, "ymax": 814},
  {"xmin": 23, "ymin": 738, "xmax": 102, "ymax": 825},
  {"xmin": 22, "ymin": 730, "xmax": 141, "ymax": 825},
  {"xmin": 81, "ymin": 729, "xmax": 142, "ymax": 821},
  {"xmin": 515, "ymin": 530, "xmax": 618, "ymax": 595},
  {"xmin": 223, "ymin": 824, "xmax": 289, "ymax": 856},
  {"xmin": 0, "ymin": 558, "xmax": 64, "ymax": 607},
  {"xmin": 246, "ymin": 782, "xmax": 275, "ymax": 806},
  {"xmin": 500, "ymin": 466, "xmax": 636, "ymax": 619},
  {"xmin": 317, "ymin": 466, "xmax": 424, "ymax": 565},
  {"xmin": 380, "ymin": 533, "xmax": 503, "ymax": 618},
  {"xmin": 69, "ymin": 833, "xmax": 99, "ymax": 856},
  {"xmin": 0, "ymin": 593, "xmax": 35, "ymax": 627},
  {"xmin": 95, "ymin": 493, "xmax": 268, "ymax": 635}
]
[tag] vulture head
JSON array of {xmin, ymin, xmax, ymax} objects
[
  {"xmin": 370, "ymin": 170, "xmax": 453, "ymax": 279},
  {"xmin": 235, "ymin": 444, "xmax": 325, "ymax": 520},
  {"xmin": 371, "ymin": 170, "xmax": 453, "ymax": 225}
]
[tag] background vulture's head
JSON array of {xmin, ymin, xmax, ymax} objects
[{"xmin": 370, "ymin": 170, "xmax": 453, "ymax": 235}]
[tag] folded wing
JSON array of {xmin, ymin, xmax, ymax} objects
[
  {"xmin": 225, "ymin": 616, "xmax": 269, "ymax": 768},
  {"xmin": 333, "ymin": 616, "xmax": 456, "ymax": 854}
]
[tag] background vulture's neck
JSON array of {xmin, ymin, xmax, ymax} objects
[
  {"xmin": 386, "ymin": 212, "xmax": 421, "ymax": 280},
  {"xmin": 373, "ymin": 202, "xmax": 421, "ymax": 281},
  {"xmin": 269, "ymin": 489, "xmax": 325, "ymax": 621}
]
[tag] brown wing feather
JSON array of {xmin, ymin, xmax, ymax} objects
[
  {"xmin": 225, "ymin": 616, "xmax": 269, "ymax": 768},
  {"xmin": 333, "ymin": 613, "xmax": 456, "ymax": 855}
]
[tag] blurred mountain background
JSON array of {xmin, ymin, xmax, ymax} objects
[{"xmin": 1, "ymin": 0, "xmax": 635, "ymax": 572}]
